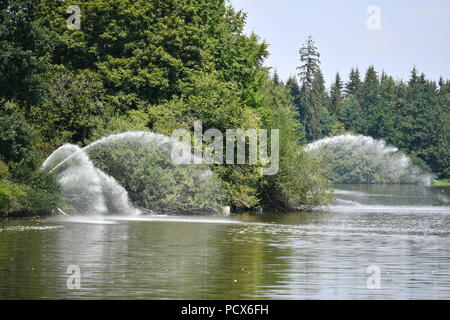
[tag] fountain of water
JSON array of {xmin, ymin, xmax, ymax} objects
[
  {"xmin": 42, "ymin": 131, "xmax": 223, "ymax": 216},
  {"xmin": 305, "ymin": 134, "xmax": 433, "ymax": 185},
  {"xmin": 42, "ymin": 143, "xmax": 141, "ymax": 216}
]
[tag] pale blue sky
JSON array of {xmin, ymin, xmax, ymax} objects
[{"xmin": 230, "ymin": 0, "xmax": 450, "ymax": 87}]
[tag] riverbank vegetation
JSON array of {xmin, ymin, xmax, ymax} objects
[
  {"xmin": 432, "ymin": 179, "xmax": 450, "ymax": 187},
  {"xmin": 282, "ymin": 36, "xmax": 450, "ymax": 179},
  {"xmin": 0, "ymin": 160, "xmax": 60, "ymax": 217},
  {"xmin": 0, "ymin": 0, "xmax": 333, "ymax": 216},
  {"xmin": 1, "ymin": 1, "xmax": 448, "ymax": 216}
]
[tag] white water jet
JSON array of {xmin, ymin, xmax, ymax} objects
[
  {"xmin": 305, "ymin": 134, "xmax": 433, "ymax": 185},
  {"xmin": 42, "ymin": 131, "xmax": 223, "ymax": 216},
  {"xmin": 42, "ymin": 144, "xmax": 140, "ymax": 216}
]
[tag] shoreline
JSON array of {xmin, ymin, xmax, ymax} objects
[{"xmin": 432, "ymin": 179, "xmax": 450, "ymax": 187}]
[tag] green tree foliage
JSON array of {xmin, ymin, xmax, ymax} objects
[
  {"xmin": 371, "ymin": 72, "xmax": 396, "ymax": 139},
  {"xmin": 295, "ymin": 36, "xmax": 325, "ymax": 141},
  {"xmin": 259, "ymin": 80, "xmax": 334, "ymax": 210},
  {"xmin": 362, "ymin": 66, "xmax": 380, "ymax": 135},
  {"xmin": 272, "ymin": 70, "xmax": 282, "ymax": 86},
  {"xmin": 0, "ymin": 170, "xmax": 60, "ymax": 217},
  {"xmin": 0, "ymin": 0, "xmax": 57, "ymax": 104},
  {"xmin": 338, "ymin": 95, "xmax": 365, "ymax": 133},
  {"xmin": 344, "ymin": 67, "xmax": 363, "ymax": 100},
  {"xmin": 88, "ymin": 140, "xmax": 223, "ymax": 214},
  {"xmin": 0, "ymin": 161, "xmax": 8, "ymax": 180},
  {"xmin": 0, "ymin": 0, "xmax": 333, "ymax": 215},
  {"xmin": 391, "ymin": 69, "xmax": 449, "ymax": 177},
  {"xmin": 329, "ymin": 122, "xmax": 348, "ymax": 136},
  {"xmin": 146, "ymin": 71, "xmax": 262, "ymax": 209},
  {"xmin": 312, "ymin": 70, "xmax": 334, "ymax": 137},
  {"xmin": 329, "ymin": 72, "xmax": 343, "ymax": 117},
  {"xmin": 0, "ymin": 179, "xmax": 27, "ymax": 214},
  {"xmin": 31, "ymin": 67, "xmax": 113, "ymax": 146},
  {"xmin": 297, "ymin": 35, "xmax": 320, "ymax": 88},
  {"xmin": 0, "ymin": 102, "xmax": 61, "ymax": 216},
  {"xmin": 0, "ymin": 102, "xmax": 40, "ymax": 179},
  {"xmin": 319, "ymin": 105, "xmax": 337, "ymax": 137},
  {"xmin": 337, "ymin": 66, "xmax": 450, "ymax": 179},
  {"xmin": 37, "ymin": 0, "xmax": 268, "ymax": 107},
  {"xmin": 285, "ymin": 75, "xmax": 303, "ymax": 121}
]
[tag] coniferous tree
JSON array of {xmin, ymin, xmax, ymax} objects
[
  {"xmin": 301, "ymin": 88, "xmax": 322, "ymax": 141},
  {"xmin": 329, "ymin": 72, "xmax": 343, "ymax": 117},
  {"xmin": 344, "ymin": 67, "xmax": 363, "ymax": 100},
  {"xmin": 313, "ymin": 70, "xmax": 334, "ymax": 136},
  {"xmin": 337, "ymin": 65, "xmax": 450, "ymax": 179},
  {"xmin": 438, "ymin": 76, "xmax": 445, "ymax": 90},
  {"xmin": 286, "ymin": 75, "xmax": 302, "ymax": 120},
  {"xmin": 372, "ymin": 72, "xmax": 396, "ymax": 139},
  {"xmin": 312, "ymin": 70, "xmax": 327, "ymax": 110},
  {"xmin": 338, "ymin": 95, "xmax": 365, "ymax": 133},
  {"xmin": 403, "ymin": 71, "xmax": 441, "ymax": 172},
  {"xmin": 363, "ymin": 66, "xmax": 379, "ymax": 109},
  {"xmin": 409, "ymin": 66, "xmax": 419, "ymax": 86},
  {"xmin": 297, "ymin": 36, "xmax": 323, "ymax": 141},
  {"xmin": 297, "ymin": 35, "xmax": 320, "ymax": 88},
  {"xmin": 362, "ymin": 66, "xmax": 380, "ymax": 135},
  {"xmin": 273, "ymin": 69, "xmax": 281, "ymax": 86}
]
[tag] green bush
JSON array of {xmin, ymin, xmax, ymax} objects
[
  {"xmin": 23, "ymin": 170, "xmax": 61, "ymax": 215},
  {"xmin": 0, "ymin": 161, "xmax": 9, "ymax": 180},
  {"xmin": 259, "ymin": 80, "xmax": 334, "ymax": 210},
  {"xmin": 88, "ymin": 138, "xmax": 224, "ymax": 213},
  {"xmin": 0, "ymin": 102, "xmax": 38, "ymax": 172},
  {"xmin": 0, "ymin": 180, "xmax": 28, "ymax": 214},
  {"xmin": 0, "ymin": 169, "xmax": 60, "ymax": 216}
]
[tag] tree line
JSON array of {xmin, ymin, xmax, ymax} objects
[
  {"xmin": 0, "ymin": 0, "xmax": 332, "ymax": 216},
  {"xmin": 1, "ymin": 1, "xmax": 447, "ymax": 216},
  {"xmin": 281, "ymin": 36, "xmax": 450, "ymax": 179}
]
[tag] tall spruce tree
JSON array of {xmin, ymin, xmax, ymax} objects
[
  {"xmin": 273, "ymin": 69, "xmax": 281, "ymax": 86},
  {"xmin": 438, "ymin": 76, "xmax": 445, "ymax": 90},
  {"xmin": 329, "ymin": 72, "xmax": 343, "ymax": 116},
  {"xmin": 345, "ymin": 68, "xmax": 362, "ymax": 97},
  {"xmin": 286, "ymin": 75, "xmax": 302, "ymax": 120},
  {"xmin": 297, "ymin": 35, "xmax": 320, "ymax": 88},
  {"xmin": 313, "ymin": 70, "xmax": 334, "ymax": 136},
  {"xmin": 362, "ymin": 66, "xmax": 380, "ymax": 135},
  {"xmin": 312, "ymin": 70, "xmax": 327, "ymax": 110},
  {"xmin": 371, "ymin": 72, "xmax": 396, "ymax": 139},
  {"xmin": 297, "ymin": 36, "xmax": 322, "ymax": 141},
  {"xmin": 338, "ymin": 95, "xmax": 365, "ymax": 133}
]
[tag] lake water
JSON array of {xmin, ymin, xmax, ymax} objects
[{"xmin": 1, "ymin": 184, "xmax": 449, "ymax": 299}]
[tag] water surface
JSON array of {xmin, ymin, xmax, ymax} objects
[{"xmin": 1, "ymin": 184, "xmax": 449, "ymax": 299}]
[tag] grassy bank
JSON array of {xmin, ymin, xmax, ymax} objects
[
  {"xmin": 0, "ymin": 162, "xmax": 61, "ymax": 218},
  {"xmin": 432, "ymin": 179, "xmax": 450, "ymax": 186}
]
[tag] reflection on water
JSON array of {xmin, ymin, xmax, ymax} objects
[{"xmin": 0, "ymin": 185, "xmax": 449, "ymax": 299}]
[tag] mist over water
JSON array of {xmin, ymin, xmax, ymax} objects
[
  {"xmin": 305, "ymin": 134, "xmax": 433, "ymax": 185},
  {"xmin": 330, "ymin": 184, "xmax": 450, "ymax": 215}
]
